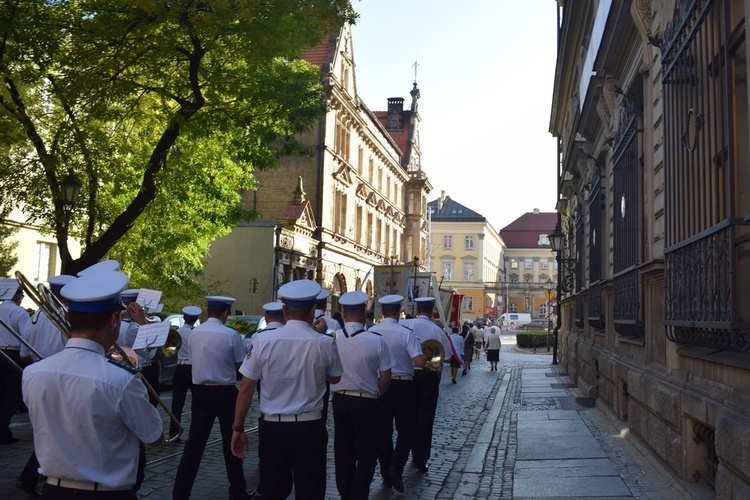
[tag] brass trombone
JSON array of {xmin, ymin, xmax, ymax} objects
[{"xmin": 14, "ymin": 271, "xmax": 184, "ymax": 442}]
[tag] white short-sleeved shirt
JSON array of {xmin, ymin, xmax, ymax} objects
[
  {"xmin": 189, "ymin": 317, "xmax": 246, "ymax": 385},
  {"xmin": 369, "ymin": 317, "xmax": 422, "ymax": 377},
  {"xmin": 22, "ymin": 338, "xmax": 163, "ymax": 488},
  {"xmin": 315, "ymin": 309, "xmax": 340, "ymax": 332},
  {"xmin": 239, "ymin": 319, "xmax": 343, "ymax": 415},
  {"xmin": 0, "ymin": 300, "xmax": 31, "ymax": 348},
  {"xmin": 412, "ymin": 315, "xmax": 454, "ymax": 361},
  {"xmin": 331, "ymin": 322, "xmax": 394, "ymax": 395},
  {"xmin": 472, "ymin": 327, "xmax": 485, "ymax": 342},
  {"xmin": 176, "ymin": 323, "xmax": 194, "ymax": 362},
  {"xmin": 20, "ymin": 312, "xmax": 67, "ymax": 360},
  {"xmin": 450, "ymin": 333, "xmax": 464, "ymax": 358}
]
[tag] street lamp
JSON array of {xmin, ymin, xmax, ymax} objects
[
  {"xmin": 548, "ymin": 221, "xmax": 576, "ymax": 365},
  {"xmin": 545, "ymin": 277, "xmax": 553, "ymax": 352},
  {"xmin": 60, "ymin": 173, "xmax": 81, "ymax": 274}
]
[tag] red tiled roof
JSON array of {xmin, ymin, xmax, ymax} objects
[
  {"xmin": 279, "ymin": 200, "xmax": 309, "ymax": 221},
  {"xmin": 499, "ymin": 212, "xmax": 557, "ymax": 249},
  {"xmin": 374, "ymin": 111, "xmax": 411, "ymax": 168},
  {"xmin": 301, "ymin": 35, "xmax": 335, "ymax": 69}
]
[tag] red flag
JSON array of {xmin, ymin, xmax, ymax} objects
[{"xmin": 449, "ymin": 294, "xmax": 463, "ymax": 326}]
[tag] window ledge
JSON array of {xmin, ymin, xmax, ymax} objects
[
  {"xmin": 677, "ymin": 345, "xmax": 750, "ymax": 370},
  {"xmin": 618, "ymin": 335, "xmax": 645, "ymax": 346}
]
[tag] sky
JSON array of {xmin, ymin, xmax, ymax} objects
[{"xmin": 351, "ymin": 0, "xmax": 559, "ymax": 231}]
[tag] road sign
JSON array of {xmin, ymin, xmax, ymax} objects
[
  {"xmin": 545, "ymin": 291, "xmax": 555, "ymax": 300},
  {"xmin": 547, "ymin": 301, "xmax": 553, "ymax": 307}
]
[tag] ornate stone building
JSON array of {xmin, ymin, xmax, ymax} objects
[
  {"xmin": 205, "ymin": 23, "xmax": 432, "ymax": 313},
  {"xmin": 550, "ymin": 0, "xmax": 750, "ymax": 495}
]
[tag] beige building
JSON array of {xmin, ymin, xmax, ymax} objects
[
  {"xmin": 427, "ymin": 192, "xmax": 504, "ymax": 324},
  {"xmin": 550, "ymin": 0, "xmax": 750, "ymax": 494},
  {"xmin": 1, "ymin": 207, "xmax": 81, "ymax": 309},
  {"xmin": 205, "ymin": 23, "xmax": 432, "ymax": 314},
  {"xmin": 498, "ymin": 210, "xmax": 557, "ymax": 319}
]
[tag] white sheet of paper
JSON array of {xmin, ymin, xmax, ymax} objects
[
  {"xmin": 136, "ymin": 288, "xmax": 162, "ymax": 312},
  {"xmin": 131, "ymin": 322, "xmax": 171, "ymax": 350}
]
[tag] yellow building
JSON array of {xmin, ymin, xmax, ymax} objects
[{"xmin": 427, "ymin": 192, "xmax": 504, "ymax": 325}]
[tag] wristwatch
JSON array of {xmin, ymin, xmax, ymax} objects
[{"xmin": 231, "ymin": 424, "xmax": 243, "ymax": 431}]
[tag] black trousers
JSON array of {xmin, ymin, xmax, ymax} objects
[
  {"xmin": 332, "ymin": 393, "xmax": 380, "ymax": 500},
  {"xmin": 378, "ymin": 379, "xmax": 417, "ymax": 477},
  {"xmin": 0, "ymin": 348, "xmax": 21, "ymax": 440},
  {"xmin": 170, "ymin": 364, "xmax": 193, "ymax": 438},
  {"xmin": 41, "ymin": 484, "xmax": 137, "ymax": 499},
  {"xmin": 257, "ymin": 417, "xmax": 327, "ymax": 500},
  {"xmin": 411, "ymin": 370, "xmax": 440, "ymax": 467},
  {"xmin": 141, "ymin": 362, "xmax": 160, "ymax": 408},
  {"xmin": 172, "ymin": 385, "xmax": 246, "ymax": 499}
]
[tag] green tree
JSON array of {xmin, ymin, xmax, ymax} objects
[
  {"xmin": 0, "ymin": 0, "xmax": 355, "ymax": 284},
  {"xmin": 0, "ymin": 225, "xmax": 20, "ymax": 277}
]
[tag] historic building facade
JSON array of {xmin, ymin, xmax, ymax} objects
[
  {"xmin": 550, "ymin": 0, "xmax": 750, "ymax": 495},
  {"xmin": 205, "ymin": 23, "xmax": 432, "ymax": 314},
  {"xmin": 427, "ymin": 192, "xmax": 505, "ymax": 324},
  {"xmin": 498, "ymin": 210, "xmax": 557, "ymax": 320}
]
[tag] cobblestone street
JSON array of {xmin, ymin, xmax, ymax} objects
[{"xmin": 0, "ymin": 332, "xmax": 711, "ymax": 499}]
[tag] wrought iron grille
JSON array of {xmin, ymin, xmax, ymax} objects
[
  {"xmin": 612, "ymin": 93, "xmax": 643, "ymax": 337},
  {"xmin": 588, "ymin": 282, "xmax": 605, "ymax": 331},
  {"xmin": 589, "ymin": 174, "xmax": 603, "ymax": 284},
  {"xmin": 662, "ymin": 0, "xmax": 749, "ymax": 352},
  {"xmin": 575, "ymin": 295, "xmax": 584, "ymax": 329},
  {"xmin": 575, "ymin": 213, "xmax": 584, "ymax": 294}
]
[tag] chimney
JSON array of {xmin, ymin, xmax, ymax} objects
[
  {"xmin": 533, "ymin": 208, "xmax": 540, "ymax": 214},
  {"xmin": 386, "ymin": 97, "xmax": 404, "ymax": 132}
]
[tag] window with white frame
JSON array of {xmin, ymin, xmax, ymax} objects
[
  {"xmin": 463, "ymin": 262, "xmax": 475, "ymax": 282},
  {"xmin": 510, "ymin": 302, "xmax": 518, "ymax": 313},
  {"xmin": 539, "ymin": 259, "xmax": 548, "ymax": 270},
  {"xmin": 443, "ymin": 234, "xmax": 453, "ymax": 250},
  {"xmin": 524, "ymin": 258, "xmax": 533, "ymax": 269},
  {"xmin": 34, "ymin": 242, "xmax": 53, "ymax": 282},
  {"xmin": 465, "ymin": 235, "xmax": 474, "ymax": 250},
  {"xmin": 510, "ymin": 259, "xmax": 518, "ymax": 269},
  {"xmin": 540, "ymin": 303, "xmax": 548, "ymax": 316},
  {"xmin": 442, "ymin": 262, "xmax": 454, "ymax": 280},
  {"xmin": 462, "ymin": 296, "xmax": 474, "ymax": 312}
]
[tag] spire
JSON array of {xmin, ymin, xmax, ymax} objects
[
  {"xmin": 293, "ymin": 176, "xmax": 306, "ymax": 205},
  {"xmin": 411, "ymin": 59, "xmax": 420, "ymax": 112}
]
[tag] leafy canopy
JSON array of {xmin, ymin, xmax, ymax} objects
[{"xmin": 0, "ymin": 0, "xmax": 355, "ymax": 287}]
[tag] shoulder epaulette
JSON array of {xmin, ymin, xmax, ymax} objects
[{"xmin": 108, "ymin": 358, "xmax": 139, "ymax": 374}]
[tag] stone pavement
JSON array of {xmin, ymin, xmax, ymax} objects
[{"xmin": 0, "ymin": 332, "xmax": 713, "ymax": 499}]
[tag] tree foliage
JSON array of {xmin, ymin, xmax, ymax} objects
[{"xmin": 0, "ymin": 0, "xmax": 355, "ymax": 286}]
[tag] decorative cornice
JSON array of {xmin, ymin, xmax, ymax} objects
[{"xmin": 630, "ymin": 0, "xmax": 656, "ymax": 73}]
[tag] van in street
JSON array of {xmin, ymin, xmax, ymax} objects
[{"xmin": 499, "ymin": 313, "xmax": 532, "ymax": 329}]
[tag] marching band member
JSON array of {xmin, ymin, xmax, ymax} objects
[
  {"xmin": 169, "ymin": 305, "xmax": 202, "ymax": 442},
  {"xmin": 260, "ymin": 301, "xmax": 284, "ymax": 331},
  {"xmin": 410, "ymin": 296, "xmax": 454, "ymax": 473},
  {"xmin": 19, "ymin": 275, "xmax": 75, "ymax": 363},
  {"xmin": 16, "ymin": 274, "xmax": 75, "ymax": 497},
  {"xmin": 331, "ymin": 291, "xmax": 393, "ymax": 500},
  {"xmin": 118, "ymin": 289, "xmax": 162, "ymax": 406},
  {"xmin": 0, "ymin": 280, "xmax": 30, "ymax": 445},
  {"xmin": 172, "ymin": 296, "xmax": 251, "ymax": 500},
  {"xmin": 371, "ymin": 294, "xmax": 426, "ymax": 492},
  {"xmin": 232, "ymin": 280, "xmax": 343, "ymax": 500},
  {"xmin": 314, "ymin": 289, "xmax": 340, "ymax": 333},
  {"xmin": 22, "ymin": 270, "xmax": 164, "ymax": 498}
]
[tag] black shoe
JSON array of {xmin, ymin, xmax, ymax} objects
[
  {"xmin": 229, "ymin": 489, "xmax": 255, "ymax": 500},
  {"xmin": 388, "ymin": 466, "xmax": 404, "ymax": 493},
  {"xmin": 382, "ymin": 476, "xmax": 392, "ymax": 489},
  {"xmin": 15, "ymin": 481, "xmax": 41, "ymax": 498},
  {"xmin": 168, "ymin": 436, "xmax": 182, "ymax": 443},
  {"xmin": 412, "ymin": 461, "xmax": 428, "ymax": 473},
  {"xmin": 462, "ymin": 370, "xmax": 467, "ymax": 376}
]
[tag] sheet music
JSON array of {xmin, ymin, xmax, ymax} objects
[
  {"xmin": 136, "ymin": 288, "xmax": 162, "ymax": 312},
  {"xmin": 131, "ymin": 321, "xmax": 171, "ymax": 350}
]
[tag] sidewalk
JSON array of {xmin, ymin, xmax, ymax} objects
[{"xmin": 0, "ymin": 338, "xmax": 712, "ymax": 499}]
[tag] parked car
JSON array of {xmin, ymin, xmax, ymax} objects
[
  {"xmin": 518, "ymin": 319, "xmax": 552, "ymax": 331},
  {"xmin": 226, "ymin": 315, "xmax": 267, "ymax": 351},
  {"xmin": 159, "ymin": 313, "xmax": 200, "ymax": 386}
]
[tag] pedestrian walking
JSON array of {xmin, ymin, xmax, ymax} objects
[
  {"xmin": 485, "ymin": 325, "xmax": 502, "ymax": 371},
  {"xmin": 460, "ymin": 323, "xmax": 474, "ymax": 375},
  {"xmin": 331, "ymin": 291, "xmax": 393, "ymax": 500},
  {"xmin": 0, "ymin": 280, "xmax": 30, "ymax": 445},
  {"xmin": 449, "ymin": 326, "xmax": 464, "ymax": 384},
  {"xmin": 472, "ymin": 324, "xmax": 485, "ymax": 360},
  {"xmin": 232, "ymin": 280, "xmax": 343, "ymax": 500},
  {"xmin": 172, "ymin": 296, "xmax": 251, "ymax": 500}
]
